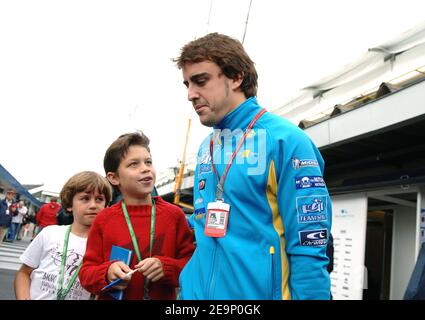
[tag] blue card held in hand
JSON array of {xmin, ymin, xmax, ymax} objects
[{"xmin": 106, "ymin": 245, "xmax": 132, "ymax": 300}]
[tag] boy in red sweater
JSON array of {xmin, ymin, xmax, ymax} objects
[{"xmin": 79, "ymin": 131, "xmax": 195, "ymax": 300}]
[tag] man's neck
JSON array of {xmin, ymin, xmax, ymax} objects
[
  {"xmin": 70, "ymin": 223, "xmax": 90, "ymax": 238},
  {"xmin": 227, "ymin": 92, "xmax": 247, "ymax": 114}
]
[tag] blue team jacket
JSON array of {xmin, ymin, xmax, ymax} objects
[{"xmin": 179, "ymin": 97, "xmax": 332, "ymax": 300}]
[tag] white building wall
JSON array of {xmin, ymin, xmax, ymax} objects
[
  {"xmin": 330, "ymin": 193, "xmax": 368, "ymax": 300},
  {"xmin": 390, "ymin": 205, "xmax": 417, "ymax": 299}
]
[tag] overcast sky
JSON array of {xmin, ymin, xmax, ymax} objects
[{"xmin": 1, "ymin": 0, "xmax": 425, "ymax": 193}]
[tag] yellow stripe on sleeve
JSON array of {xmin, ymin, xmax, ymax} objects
[{"xmin": 266, "ymin": 160, "xmax": 291, "ymax": 300}]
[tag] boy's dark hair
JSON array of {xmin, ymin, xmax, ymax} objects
[
  {"xmin": 60, "ymin": 171, "xmax": 112, "ymax": 210},
  {"xmin": 104, "ymin": 131, "xmax": 150, "ymax": 175},
  {"xmin": 173, "ymin": 32, "xmax": 258, "ymax": 98}
]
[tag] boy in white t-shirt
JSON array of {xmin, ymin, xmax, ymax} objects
[{"xmin": 14, "ymin": 171, "xmax": 112, "ymax": 300}]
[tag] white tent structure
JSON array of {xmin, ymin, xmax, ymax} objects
[{"xmin": 273, "ymin": 21, "xmax": 425, "ymax": 127}]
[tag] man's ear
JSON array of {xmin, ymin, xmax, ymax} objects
[
  {"xmin": 106, "ymin": 172, "xmax": 120, "ymax": 187},
  {"xmin": 231, "ymin": 72, "xmax": 244, "ymax": 91}
]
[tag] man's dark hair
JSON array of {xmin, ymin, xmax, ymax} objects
[
  {"xmin": 103, "ymin": 131, "xmax": 150, "ymax": 175},
  {"xmin": 174, "ymin": 32, "xmax": 258, "ymax": 98}
]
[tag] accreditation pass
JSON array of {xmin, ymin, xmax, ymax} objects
[{"xmin": 204, "ymin": 200, "xmax": 230, "ymax": 237}]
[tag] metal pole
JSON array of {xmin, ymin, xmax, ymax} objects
[
  {"xmin": 206, "ymin": 0, "xmax": 214, "ymax": 34},
  {"xmin": 242, "ymin": 0, "xmax": 253, "ymax": 45},
  {"xmin": 174, "ymin": 118, "xmax": 191, "ymax": 205}
]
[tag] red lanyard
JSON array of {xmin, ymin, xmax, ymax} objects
[{"xmin": 209, "ymin": 108, "xmax": 266, "ymax": 200}]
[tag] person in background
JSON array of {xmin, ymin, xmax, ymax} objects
[
  {"xmin": 56, "ymin": 206, "xmax": 74, "ymax": 226},
  {"xmin": 14, "ymin": 171, "xmax": 112, "ymax": 300},
  {"xmin": 174, "ymin": 32, "xmax": 332, "ymax": 300},
  {"xmin": 79, "ymin": 131, "xmax": 195, "ymax": 300},
  {"xmin": 8, "ymin": 200, "xmax": 28, "ymax": 241},
  {"xmin": 5, "ymin": 203, "xmax": 19, "ymax": 242},
  {"xmin": 0, "ymin": 189, "xmax": 16, "ymax": 244},
  {"xmin": 18, "ymin": 206, "xmax": 34, "ymax": 241},
  {"xmin": 35, "ymin": 197, "xmax": 61, "ymax": 235}
]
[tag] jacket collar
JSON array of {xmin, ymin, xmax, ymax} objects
[{"xmin": 214, "ymin": 97, "xmax": 262, "ymax": 131}]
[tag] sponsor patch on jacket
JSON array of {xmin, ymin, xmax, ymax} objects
[
  {"xmin": 295, "ymin": 176, "xmax": 326, "ymax": 189},
  {"xmin": 198, "ymin": 150, "xmax": 211, "ymax": 164},
  {"xmin": 296, "ymin": 195, "xmax": 328, "ymax": 223},
  {"xmin": 198, "ymin": 179, "xmax": 206, "ymax": 190},
  {"xmin": 194, "ymin": 207, "xmax": 206, "ymax": 220},
  {"xmin": 292, "ymin": 157, "xmax": 319, "ymax": 170},
  {"xmin": 195, "ymin": 197, "xmax": 204, "ymax": 205},
  {"xmin": 197, "ymin": 149, "xmax": 212, "ymax": 174},
  {"xmin": 299, "ymin": 228, "xmax": 328, "ymax": 247},
  {"xmin": 194, "ymin": 207, "xmax": 206, "ymax": 215},
  {"xmin": 199, "ymin": 164, "xmax": 212, "ymax": 174}
]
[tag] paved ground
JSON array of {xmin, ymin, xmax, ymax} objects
[
  {"xmin": 0, "ymin": 269, "xmax": 17, "ymax": 300},
  {"xmin": 0, "ymin": 238, "xmax": 31, "ymax": 300}
]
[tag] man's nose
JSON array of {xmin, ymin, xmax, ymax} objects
[{"xmin": 187, "ymin": 85, "xmax": 199, "ymax": 102}]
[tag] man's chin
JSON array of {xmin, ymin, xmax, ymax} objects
[{"xmin": 199, "ymin": 116, "xmax": 216, "ymax": 127}]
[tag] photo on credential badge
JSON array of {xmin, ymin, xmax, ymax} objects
[{"xmin": 208, "ymin": 212, "xmax": 217, "ymax": 225}]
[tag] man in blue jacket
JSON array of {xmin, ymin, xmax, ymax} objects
[
  {"xmin": 0, "ymin": 189, "xmax": 16, "ymax": 244},
  {"xmin": 174, "ymin": 33, "xmax": 332, "ymax": 300}
]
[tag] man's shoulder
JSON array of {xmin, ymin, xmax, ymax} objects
[
  {"xmin": 260, "ymin": 111, "xmax": 301, "ymax": 131},
  {"xmin": 259, "ymin": 111, "xmax": 312, "ymax": 143}
]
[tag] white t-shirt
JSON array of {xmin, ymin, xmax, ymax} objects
[
  {"xmin": 12, "ymin": 206, "xmax": 27, "ymax": 224},
  {"xmin": 20, "ymin": 225, "xmax": 91, "ymax": 300}
]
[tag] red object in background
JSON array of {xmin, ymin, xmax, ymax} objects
[{"xmin": 36, "ymin": 202, "xmax": 61, "ymax": 227}]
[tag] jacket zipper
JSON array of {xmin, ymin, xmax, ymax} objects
[
  {"xmin": 270, "ymin": 246, "xmax": 275, "ymax": 300},
  {"xmin": 206, "ymin": 243, "xmax": 217, "ymax": 299}
]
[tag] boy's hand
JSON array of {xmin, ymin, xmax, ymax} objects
[
  {"xmin": 134, "ymin": 257, "xmax": 164, "ymax": 282},
  {"xmin": 107, "ymin": 261, "xmax": 133, "ymax": 290}
]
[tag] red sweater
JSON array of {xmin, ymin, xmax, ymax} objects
[
  {"xmin": 35, "ymin": 202, "xmax": 61, "ymax": 227},
  {"xmin": 79, "ymin": 197, "xmax": 195, "ymax": 300}
]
